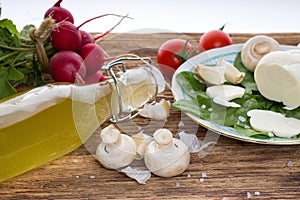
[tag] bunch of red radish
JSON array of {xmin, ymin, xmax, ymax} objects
[{"xmin": 44, "ymin": 0, "xmax": 127, "ymax": 84}]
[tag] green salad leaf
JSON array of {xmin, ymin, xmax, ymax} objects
[
  {"xmin": 172, "ymin": 52, "xmax": 300, "ymax": 139},
  {"xmin": 0, "ymin": 18, "xmax": 52, "ymax": 99}
]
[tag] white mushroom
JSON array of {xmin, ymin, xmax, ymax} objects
[
  {"xmin": 139, "ymin": 99, "xmax": 171, "ymax": 120},
  {"xmin": 206, "ymin": 85, "xmax": 245, "ymax": 107},
  {"xmin": 247, "ymin": 109, "xmax": 300, "ymax": 138},
  {"xmin": 144, "ymin": 129, "xmax": 190, "ymax": 177},
  {"xmin": 95, "ymin": 124, "xmax": 137, "ymax": 169},
  {"xmin": 131, "ymin": 132, "xmax": 153, "ymax": 159},
  {"xmin": 218, "ymin": 57, "xmax": 245, "ymax": 84},
  {"xmin": 241, "ymin": 35, "xmax": 280, "ymax": 71},
  {"xmin": 254, "ymin": 50, "xmax": 300, "ymax": 109},
  {"xmin": 194, "ymin": 64, "xmax": 226, "ymax": 85}
]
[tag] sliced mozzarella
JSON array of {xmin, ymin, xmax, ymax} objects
[
  {"xmin": 255, "ymin": 51, "xmax": 300, "ymax": 109},
  {"xmin": 247, "ymin": 109, "xmax": 300, "ymax": 138},
  {"xmin": 206, "ymin": 85, "xmax": 245, "ymax": 107}
]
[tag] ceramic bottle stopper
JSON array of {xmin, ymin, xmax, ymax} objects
[
  {"xmin": 144, "ymin": 128, "xmax": 190, "ymax": 177},
  {"xmin": 96, "ymin": 124, "xmax": 137, "ymax": 169}
]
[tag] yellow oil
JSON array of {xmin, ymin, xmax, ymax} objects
[
  {"xmin": 0, "ymin": 86, "xmax": 112, "ymax": 183},
  {"xmin": 0, "ymin": 72, "xmax": 158, "ymax": 183}
]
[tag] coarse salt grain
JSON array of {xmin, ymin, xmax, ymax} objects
[
  {"xmin": 287, "ymin": 161, "xmax": 293, "ymax": 167},
  {"xmin": 201, "ymin": 104, "xmax": 206, "ymax": 109},
  {"xmin": 268, "ymin": 132, "xmax": 274, "ymax": 137},
  {"xmin": 89, "ymin": 175, "xmax": 96, "ymax": 179},
  {"xmin": 247, "ymin": 192, "xmax": 252, "ymax": 198},
  {"xmin": 199, "ymin": 178, "xmax": 205, "ymax": 183},
  {"xmin": 187, "ymin": 174, "xmax": 191, "ymax": 178},
  {"xmin": 178, "ymin": 121, "xmax": 184, "ymax": 127},
  {"xmin": 208, "ymin": 108, "xmax": 213, "ymax": 112},
  {"xmin": 175, "ymin": 182, "xmax": 180, "ymax": 187},
  {"xmin": 201, "ymin": 172, "xmax": 207, "ymax": 178},
  {"xmin": 222, "ymin": 198, "xmax": 227, "ymax": 200},
  {"xmin": 75, "ymin": 175, "xmax": 80, "ymax": 179},
  {"xmin": 238, "ymin": 116, "xmax": 246, "ymax": 123},
  {"xmin": 73, "ymin": 159, "xmax": 79, "ymax": 163},
  {"xmin": 254, "ymin": 191, "xmax": 260, "ymax": 196}
]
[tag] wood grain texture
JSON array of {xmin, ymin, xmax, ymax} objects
[{"xmin": 1, "ymin": 33, "xmax": 300, "ymax": 200}]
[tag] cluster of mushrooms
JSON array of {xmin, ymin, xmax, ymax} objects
[{"xmin": 95, "ymin": 100, "xmax": 191, "ymax": 179}]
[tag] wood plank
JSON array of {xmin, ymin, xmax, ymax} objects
[{"xmin": 1, "ymin": 33, "xmax": 300, "ymax": 200}]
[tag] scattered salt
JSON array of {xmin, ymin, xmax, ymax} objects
[
  {"xmin": 222, "ymin": 198, "xmax": 227, "ymax": 200},
  {"xmin": 254, "ymin": 191, "xmax": 260, "ymax": 196},
  {"xmin": 190, "ymin": 89, "xmax": 195, "ymax": 94},
  {"xmin": 199, "ymin": 178, "xmax": 205, "ymax": 183},
  {"xmin": 75, "ymin": 175, "xmax": 80, "ymax": 179},
  {"xmin": 247, "ymin": 192, "xmax": 252, "ymax": 198},
  {"xmin": 238, "ymin": 116, "xmax": 246, "ymax": 123},
  {"xmin": 201, "ymin": 172, "xmax": 207, "ymax": 178},
  {"xmin": 72, "ymin": 159, "xmax": 79, "ymax": 163},
  {"xmin": 89, "ymin": 175, "xmax": 96, "ymax": 179},
  {"xmin": 178, "ymin": 121, "xmax": 185, "ymax": 127},
  {"xmin": 201, "ymin": 104, "xmax": 206, "ymax": 109},
  {"xmin": 244, "ymin": 125, "xmax": 250, "ymax": 129},
  {"xmin": 208, "ymin": 108, "xmax": 213, "ymax": 112},
  {"xmin": 287, "ymin": 161, "xmax": 293, "ymax": 167},
  {"xmin": 175, "ymin": 182, "xmax": 180, "ymax": 187},
  {"xmin": 187, "ymin": 174, "xmax": 191, "ymax": 178},
  {"xmin": 268, "ymin": 132, "xmax": 274, "ymax": 137}
]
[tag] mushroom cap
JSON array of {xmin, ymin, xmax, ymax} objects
[
  {"xmin": 144, "ymin": 129, "xmax": 190, "ymax": 177},
  {"xmin": 241, "ymin": 35, "xmax": 280, "ymax": 71},
  {"xmin": 96, "ymin": 125, "xmax": 137, "ymax": 169}
]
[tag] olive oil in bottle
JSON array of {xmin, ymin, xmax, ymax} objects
[{"xmin": 0, "ymin": 66, "xmax": 163, "ymax": 183}]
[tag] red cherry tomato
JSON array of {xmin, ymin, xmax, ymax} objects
[
  {"xmin": 199, "ymin": 29, "xmax": 233, "ymax": 52},
  {"xmin": 157, "ymin": 39, "xmax": 195, "ymax": 77}
]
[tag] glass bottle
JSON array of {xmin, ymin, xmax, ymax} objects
[{"xmin": 0, "ymin": 58, "xmax": 165, "ymax": 183}]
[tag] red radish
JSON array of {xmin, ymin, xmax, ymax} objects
[
  {"xmin": 80, "ymin": 43, "xmax": 105, "ymax": 74},
  {"xmin": 49, "ymin": 51, "xmax": 86, "ymax": 83},
  {"xmin": 85, "ymin": 71, "xmax": 106, "ymax": 84},
  {"xmin": 80, "ymin": 30, "xmax": 95, "ymax": 48},
  {"xmin": 50, "ymin": 21, "xmax": 82, "ymax": 51},
  {"xmin": 44, "ymin": 0, "xmax": 74, "ymax": 23},
  {"xmin": 50, "ymin": 14, "xmax": 129, "ymax": 51}
]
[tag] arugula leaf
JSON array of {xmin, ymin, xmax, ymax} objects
[
  {"xmin": 233, "ymin": 52, "xmax": 258, "ymax": 91},
  {"xmin": 173, "ymin": 98, "xmax": 212, "ymax": 120},
  {"xmin": 172, "ymin": 68, "xmax": 300, "ymax": 140},
  {"xmin": 0, "ymin": 67, "xmax": 18, "ymax": 98},
  {"xmin": 0, "ymin": 19, "xmax": 20, "ymax": 37},
  {"xmin": 234, "ymin": 125, "xmax": 269, "ymax": 138},
  {"xmin": 175, "ymin": 71, "xmax": 206, "ymax": 98}
]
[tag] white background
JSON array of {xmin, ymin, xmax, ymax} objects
[{"xmin": 1, "ymin": 0, "xmax": 300, "ymax": 34}]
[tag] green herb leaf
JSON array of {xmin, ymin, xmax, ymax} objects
[
  {"xmin": 0, "ymin": 19, "xmax": 20, "ymax": 37},
  {"xmin": 0, "ymin": 67, "xmax": 17, "ymax": 98},
  {"xmin": 233, "ymin": 52, "xmax": 258, "ymax": 91},
  {"xmin": 172, "ymin": 69, "xmax": 300, "ymax": 140},
  {"xmin": 175, "ymin": 71, "xmax": 206, "ymax": 98}
]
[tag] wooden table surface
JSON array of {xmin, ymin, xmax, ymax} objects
[{"xmin": 1, "ymin": 33, "xmax": 300, "ymax": 200}]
